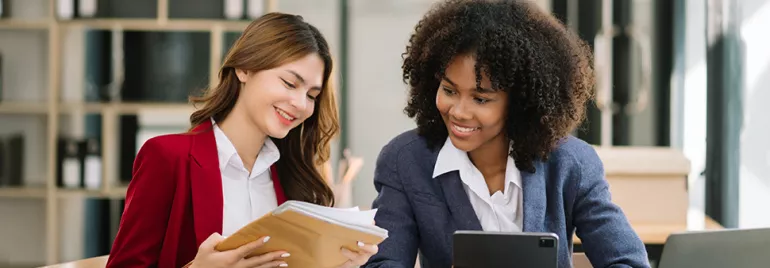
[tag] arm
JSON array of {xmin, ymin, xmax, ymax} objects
[
  {"xmin": 572, "ymin": 148, "xmax": 650, "ymax": 268},
  {"xmin": 363, "ymin": 148, "xmax": 419, "ymax": 268},
  {"xmin": 106, "ymin": 138, "xmax": 177, "ymax": 268}
]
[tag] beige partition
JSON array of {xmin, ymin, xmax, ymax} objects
[{"xmin": 594, "ymin": 146, "xmax": 690, "ymax": 226}]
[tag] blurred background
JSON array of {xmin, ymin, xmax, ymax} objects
[{"xmin": 0, "ymin": 0, "xmax": 767, "ymax": 267}]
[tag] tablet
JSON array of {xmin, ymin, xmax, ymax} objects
[{"xmin": 453, "ymin": 230, "xmax": 559, "ymax": 268}]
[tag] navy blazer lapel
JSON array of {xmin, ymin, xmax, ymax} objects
[
  {"xmin": 522, "ymin": 161, "xmax": 546, "ymax": 232},
  {"xmin": 438, "ymin": 171, "xmax": 483, "ymax": 231}
]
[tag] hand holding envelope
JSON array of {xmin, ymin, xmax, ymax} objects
[
  {"xmin": 211, "ymin": 201, "xmax": 388, "ymax": 267},
  {"xmin": 188, "ymin": 233, "xmax": 289, "ymax": 268},
  {"xmin": 187, "ymin": 230, "xmax": 379, "ymax": 268},
  {"xmin": 338, "ymin": 241, "xmax": 379, "ymax": 268}
]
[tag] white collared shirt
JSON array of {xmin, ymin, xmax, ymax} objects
[
  {"xmin": 433, "ymin": 138, "xmax": 523, "ymax": 232},
  {"xmin": 212, "ymin": 119, "xmax": 281, "ymax": 237}
]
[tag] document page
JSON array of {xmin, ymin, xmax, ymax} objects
[{"xmin": 274, "ymin": 201, "xmax": 387, "ymax": 238}]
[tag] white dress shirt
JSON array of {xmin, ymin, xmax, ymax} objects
[
  {"xmin": 432, "ymin": 138, "xmax": 523, "ymax": 232},
  {"xmin": 212, "ymin": 119, "xmax": 281, "ymax": 237}
]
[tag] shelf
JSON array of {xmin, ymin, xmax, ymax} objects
[
  {"xmin": 0, "ymin": 187, "xmax": 48, "ymax": 199},
  {"xmin": 0, "ymin": 19, "xmax": 49, "ymax": 30},
  {"xmin": 56, "ymin": 186, "xmax": 127, "ymax": 199},
  {"xmin": 58, "ymin": 19, "xmax": 249, "ymax": 32},
  {"xmin": 0, "ymin": 102, "xmax": 50, "ymax": 115},
  {"xmin": 60, "ymin": 102, "xmax": 197, "ymax": 115}
]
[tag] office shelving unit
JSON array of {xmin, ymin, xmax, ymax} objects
[{"xmin": 0, "ymin": 0, "xmax": 278, "ymax": 265}]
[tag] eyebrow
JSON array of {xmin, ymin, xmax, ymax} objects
[
  {"xmin": 441, "ymin": 76, "xmax": 495, "ymax": 93},
  {"xmin": 287, "ymin": 70, "xmax": 322, "ymax": 91},
  {"xmin": 474, "ymin": 86, "xmax": 496, "ymax": 94}
]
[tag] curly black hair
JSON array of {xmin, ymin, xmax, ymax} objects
[{"xmin": 402, "ymin": 0, "xmax": 595, "ymax": 172}]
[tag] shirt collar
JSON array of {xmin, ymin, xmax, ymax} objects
[
  {"xmin": 432, "ymin": 137, "xmax": 521, "ymax": 189},
  {"xmin": 433, "ymin": 138, "xmax": 471, "ymax": 178},
  {"xmin": 211, "ymin": 118, "xmax": 280, "ymax": 175}
]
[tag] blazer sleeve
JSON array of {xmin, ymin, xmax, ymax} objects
[
  {"xmin": 106, "ymin": 138, "xmax": 177, "ymax": 268},
  {"xmin": 572, "ymin": 148, "xmax": 651, "ymax": 268},
  {"xmin": 363, "ymin": 147, "xmax": 419, "ymax": 268}
]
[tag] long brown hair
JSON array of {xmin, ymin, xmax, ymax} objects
[{"xmin": 189, "ymin": 13, "xmax": 339, "ymax": 206}]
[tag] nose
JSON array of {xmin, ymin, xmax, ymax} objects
[
  {"xmin": 449, "ymin": 98, "xmax": 472, "ymax": 121},
  {"xmin": 289, "ymin": 90, "xmax": 308, "ymax": 111}
]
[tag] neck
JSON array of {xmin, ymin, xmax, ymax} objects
[
  {"xmin": 218, "ymin": 105, "xmax": 267, "ymax": 169},
  {"xmin": 468, "ymin": 135, "xmax": 508, "ymax": 178}
]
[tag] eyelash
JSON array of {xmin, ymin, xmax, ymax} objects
[
  {"xmin": 474, "ymin": 97, "xmax": 489, "ymax": 104},
  {"xmin": 281, "ymin": 78, "xmax": 296, "ymax": 89},
  {"xmin": 442, "ymin": 86, "xmax": 490, "ymax": 104},
  {"xmin": 282, "ymin": 78, "xmax": 319, "ymax": 101}
]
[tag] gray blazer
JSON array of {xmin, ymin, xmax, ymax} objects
[{"xmin": 363, "ymin": 130, "xmax": 650, "ymax": 268}]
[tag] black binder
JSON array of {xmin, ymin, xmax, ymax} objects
[{"xmin": 0, "ymin": 134, "xmax": 24, "ymax": 187}]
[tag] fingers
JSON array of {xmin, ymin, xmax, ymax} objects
[
  {"xmin": 336, "ymin": 260, "xmax": 356, "ymax": 268},
  {"xmin": 235, "ymin": 236, "xmax": 271, "ymax": 258},
  {"xmin": 340, "ymin": 247, "xmax": 358, "ymax": 261},
  {"xmin": 339, "ymin": 242, "xmax": 379, "ymax": 267},
  {"xmin": 340, "ymin": 247, "xmax": 370, "ymax": 266},
  {"xmin": 199, "ymin": 232, "xmax": 226, "ymax": 251},
  {"xmin": 254, "ymin": 260, "xmax": 289, "ymax": 268},
  {"xmin": 245, "ymin": 251, "xmax": 290, "ymax": 267},
  {"xmin": 356, "ymin": 241, "xmax": 379, "ymax": 255}
]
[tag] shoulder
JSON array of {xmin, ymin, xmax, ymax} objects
[
  {"xmin": 545, "ymin": 135, "xmax": 603, "ymax": 177},
  {"xmin": 135, "ymin": 132, "xmax": 196, "ymax": 162},
  {"xmin": 374, "ymin": 128, "xmax": 438, "ymax": 171},
  {"xmin": 379, "ymin": 129, "xmax": 433, "ymax": 159}
]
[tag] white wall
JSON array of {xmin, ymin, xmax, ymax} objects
[
  {"xmin": 348, "ymin": 0, "xmax": 439, "ymax": 208},
  {"xmin": 676, "ymin": 0, "xmax": 709, "ymax": 230},
  {"xmin": 738, "ymin": 0, "xmax": 770, "ymax": 228},
  {"xmin": 676, "ymin": 0, "xmax": 770, "ymax": 229}
]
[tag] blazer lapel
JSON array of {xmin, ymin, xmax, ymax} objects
[
  {"xmin": 522, "ymin": 161, "xmax": 546, "ymax": 232},
  {"xmin": 188, "ymin": 120, "xmax": 224, "ymax": 246},
  {"xmin": 438, "ymin": 171, "xmax": 483, "ymax": 231},
  {"xmin": 270, "ymin": 165, "xmax": 287, "ymax": 205}
]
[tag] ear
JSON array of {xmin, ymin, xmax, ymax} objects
[{"xmin": 235, "ymin": 68, "xmax": 250, "ymax": 83}]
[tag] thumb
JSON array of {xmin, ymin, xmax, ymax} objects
[{"xmin": 199, "ymin": 232, "xmax": 226, "ymax": 251}]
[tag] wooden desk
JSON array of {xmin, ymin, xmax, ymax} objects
[
  {"xmin": 40, "ymin": 255, "xmax": 108, "ymax": 268},
  {"xmin": 572, "ymin": 216, "xmax": 724, "ymax": 266},
  {"xmin": 574, "ymin": 216, "xmax": 724, "ymax": 245},
  {"xmin": 45, "ymin": 254, "xmax": 592, "ymax": 268}
]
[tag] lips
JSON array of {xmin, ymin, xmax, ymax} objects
[
  {"xmin": 275, "ymin": 107, "xmax": 296, "ymax": 126},
  {"xmin": 450, "ymin": 123, "xmax": 479, "ymax": 138}
]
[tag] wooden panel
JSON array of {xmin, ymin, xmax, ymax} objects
[
  {"xmin": 41, "ymin": 255, "xmax": 108, "ymax": 268},
  {"xmin": 597, "ymin": 146, "xmax": 691, "ymax": 226},
  {"xmin": 574, "ymin": 215, "xmax": 724, "ymax": 245},
  {"xmin": 607, "ymin": 175, "xmax": 689, "ymax": 224},
  {"xmin": 595, "ymin": 146, "xmax": 691, "ymax": 175},
  {"xmin": 0, "ymin": 186, "xmax": 47, "ymax": 198},
  {"xmin": 0, "ymin": 19, "xmax": 48, "ymax": 29}
]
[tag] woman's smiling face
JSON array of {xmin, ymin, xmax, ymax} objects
[{"xmin": 435, "ymin": 53, "xmax": 508, "ymax": 153}]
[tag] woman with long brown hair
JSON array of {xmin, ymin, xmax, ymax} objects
[{"xmin": 106, "ymin": 13, "xmax": 378, "ymax": 268}]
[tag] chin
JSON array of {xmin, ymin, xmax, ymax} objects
[
  {"xmin": 448, "ymin": 135, "xmax": 480, "ymax": 152},
  {"xmin": 265, "ymin": 126, "xmax": 291, "ymax": 139}
]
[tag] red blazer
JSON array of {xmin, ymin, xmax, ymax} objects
[{"xmin": 106, "ymin": 119, "xmax": 287, "ymax": 268}]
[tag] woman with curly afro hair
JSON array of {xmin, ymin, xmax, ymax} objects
[{"xmin": 364, "ymin": 1, "xmax": 649, "ymax": 267}]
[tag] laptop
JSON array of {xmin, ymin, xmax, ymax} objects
[
  {"xmin": 658, "ymin": 227, "xmax": 770, "ymax": 268},
  {"xmin": 453, "ymin": 231, "xmax": 558, "ymax": 268}
]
